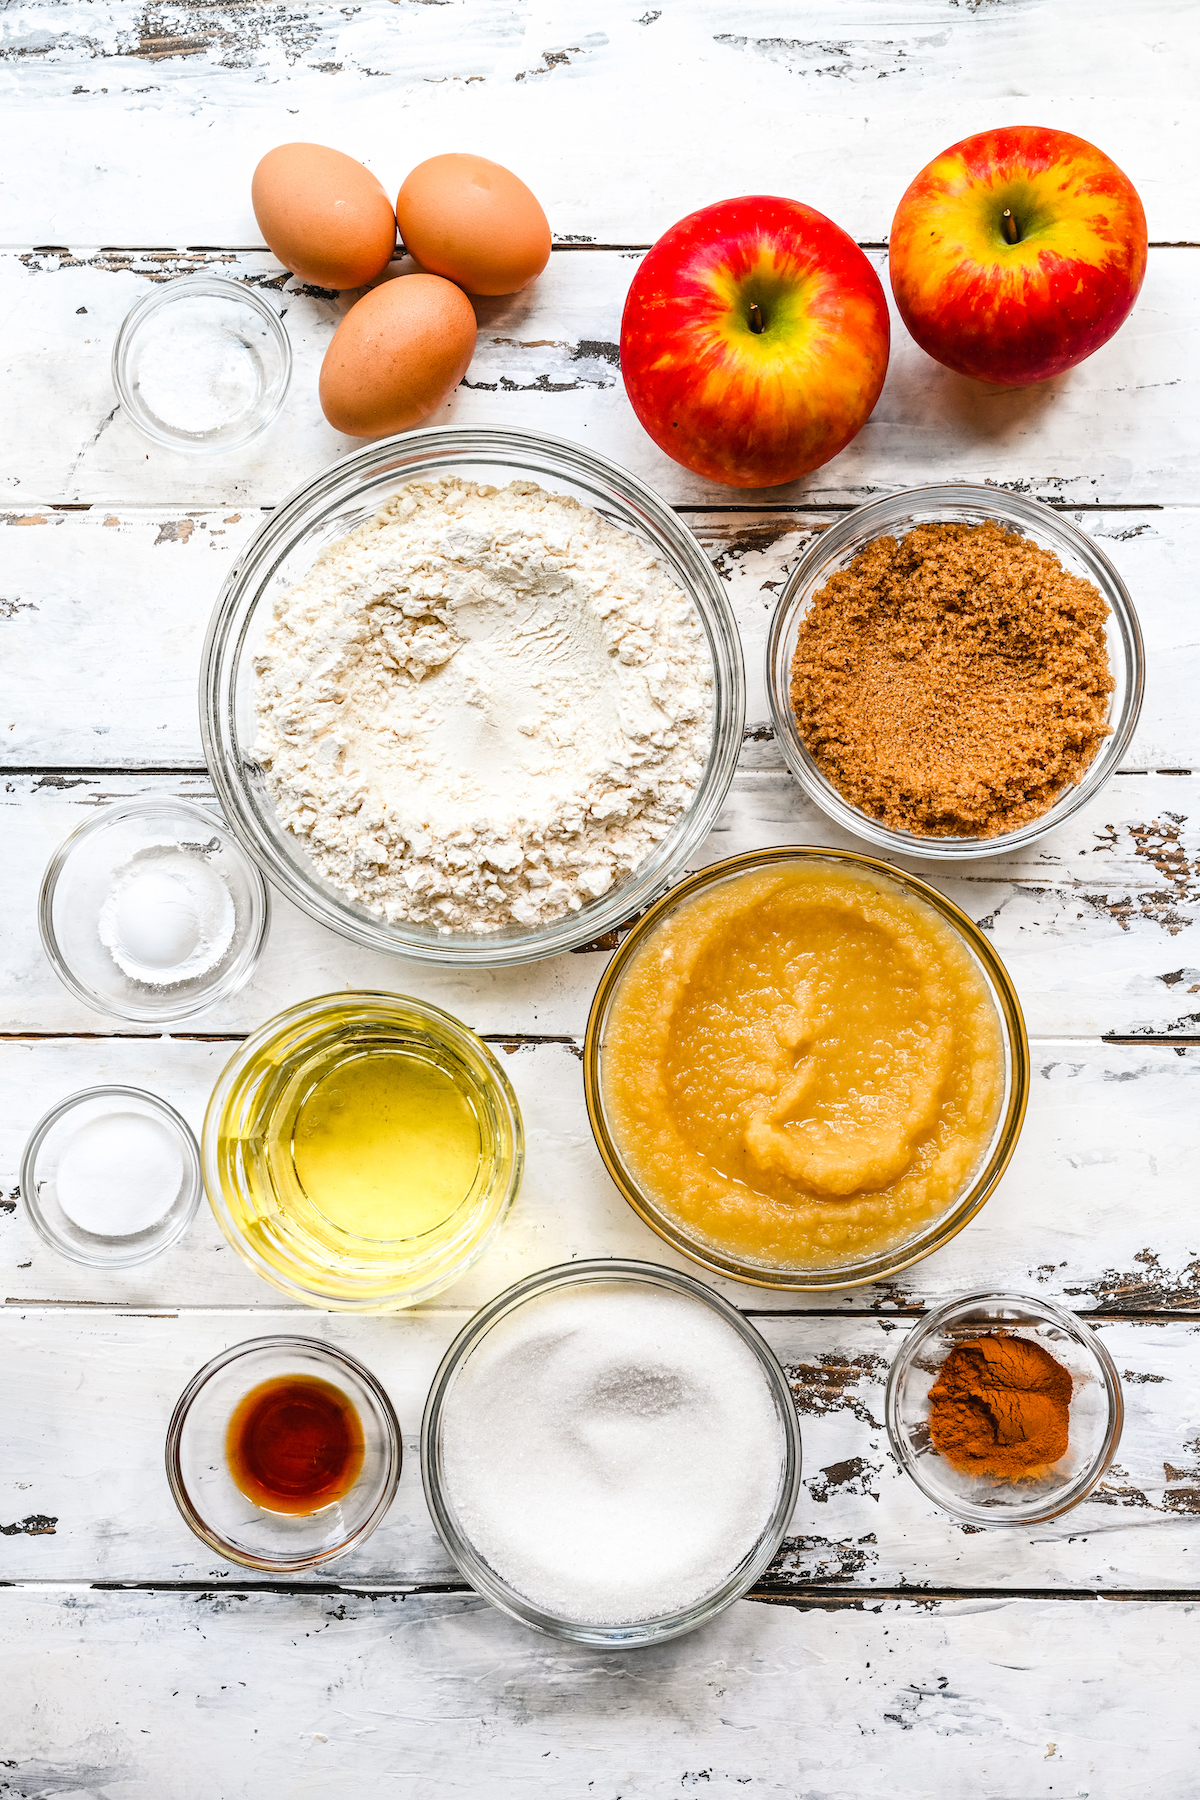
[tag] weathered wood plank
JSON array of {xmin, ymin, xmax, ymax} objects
[
  {"xmin": 2, "ymin": 503, "xmax": 1195, "ymax": 770},
  {"xmin": 0, "ymin": 0, "xmax": 1195, "ymax": 242},
  {"xmin": 2, "ymin": 1309, "xmax": 1198, "ymax": 1590},
  {"xmin": 5, "ymin": 770, "xmax": 1200, "ymax": 1040},
  {"xmin": 6, "ymin": 1588, "xmax": 1196, "ymax": 1799},
  {"xmin": 3, "ymin": 246, "xmax": 1197, "ymax": 507},
  {"xmin": 4, "ymin": 1038, "xmax": 1200, "ymax": 1315}
]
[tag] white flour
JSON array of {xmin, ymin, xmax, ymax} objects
[{"xmin": 254, "ymin": 478, "xmax": 713, "ymax": 933}]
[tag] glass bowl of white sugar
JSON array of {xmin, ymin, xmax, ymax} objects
[
  {"xmin": 421, "ymin": 1260, "xmax": 802, "ymax": 1645},
  {"xmin": 39, "ymin": 797, "xmax": 270, "ymax": 1023},
  {"xmin": 200, "ymin": 427, "xmax": 745, "ymax": 967},
  {"xmin": 112, "ymin": 274, "xmax": 292, "ymax": 454},
  {"xmin": 21, "ymin": 1085, "xmax": 202, "ymax": 1269}
]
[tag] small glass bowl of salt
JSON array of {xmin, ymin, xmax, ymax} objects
[
  {"xmin": 39, "ymin": 797, "xmax": 270, "ymax": 1024},
  {"xmin": 111, "ymin": 274, "xmax": 292, "ymax": 454},
  {"xmin": 21, "ymin": 1086, "xmax": 202, "ymax": 1268}
]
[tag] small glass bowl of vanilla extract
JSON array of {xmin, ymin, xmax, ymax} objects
[
  {"xmin": 166, "ymin": 1336, "xmax": 401, "ymax": 1570},
  {"xmin": 202, "ymin": 992, "xmax": 524, "ymax": 1310}
]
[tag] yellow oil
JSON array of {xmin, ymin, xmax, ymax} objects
[
  {"xmin": 291, "ymin": 1049, "xmax": 481, "ymax": 1241},
  {"xmin": 208, "ymin": 994, "xmax": 523, "ymax": 1310}
]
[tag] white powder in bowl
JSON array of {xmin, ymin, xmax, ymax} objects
[
  {"xmin": 135, "ymin": 299, "xmax": 261, "ymax": 433},
  {"xmin": 437, "ymin": 1281, "xmax": 786, "ymax": 1625},
  {"xmin": 98, "ymin": 843, "xmax": 235, "ymax": 988},
  {"xmin": 56, "ymin": 1111, "xmax": 185, "ymax": 1237},
  {"xmin": 253, "ymin": 478, "xmax": 714, "ymax": 933}
]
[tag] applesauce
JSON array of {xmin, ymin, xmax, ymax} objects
[{"xmin": 597, "ymin": 857, "xmax": 1008, "ymax": 1276}]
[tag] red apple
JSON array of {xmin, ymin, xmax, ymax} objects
[
  {"xmin": 619, "ymin": 196, "xmax": 890, "ymax": 489},
  {"xmin": 889, "ymin": 126, "xmax": 1147, "ymax": 387}
]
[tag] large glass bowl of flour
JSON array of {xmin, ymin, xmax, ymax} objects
[{"xmin": 200, "ymin": 428, "xmax": 745, "ymax": 965}]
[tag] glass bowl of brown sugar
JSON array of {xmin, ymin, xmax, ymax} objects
[
  {"xmin": 885, "ymin": 1291, "xmax": 1124, "ymax": 1526},
  {"xmin": 765, "ymin": 485, "xmax": 1144, "ymax": 860}
]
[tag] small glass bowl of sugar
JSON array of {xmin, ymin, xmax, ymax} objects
[
  {"xmin": 40, "ymin": 796, "xmax": 270, "ymax": 1024},
  {"xmin": 112, "ymin": 274, "xmax": 292, "ymax": 454},
  {"xmin": 21, "ymin": 1086, "xmax": 202, "ymax": 1269}
]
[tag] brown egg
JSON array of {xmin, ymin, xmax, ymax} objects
[
  {"xmin": 319, "ymin": 273, "xmax": 477, "ymax": 437},
  {"xmin": 252, "ymin": 143, "xmax": 397, "ymax": 290},
  {"xmin": 396, "ymin": 154, "xmax": 551, "ymax": 296}
]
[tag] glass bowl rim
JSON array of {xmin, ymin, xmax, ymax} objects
[
  {"xmin": 38, "ymin": 795, "xmax": 271, "ymax": 1024},
  {"xmin": 201, "ymin": 988, "xmax": 525, "ymax": 1311},
  {"xmin": 764, "ymin": 481, "xmax": 1145, "ymax": 860},
  {"xmin": 583, "ymin": 845, "xmax": 1030, "ymax": 1292},
  {"xmin": 420, "ymin": 1257, "xmax": 803, "ymax": 1647},
  {"xmin": 110, "ymin": 271, "xmax": 293, "ymax": 455},
  {"xmin": 883, "ymin": 1287, "xmax": 1125, "ymax": 1526},
  {"xmin": 198, "ymin": 423, "xmax": 746, "ymax": 968},
  {"xmin": 164, "ymin": 1332, "xmax": 403, "ymax": 1571},
  {"xmin": 20, "ymin": 1083, "xmax": 202, "ymax": 1269}
]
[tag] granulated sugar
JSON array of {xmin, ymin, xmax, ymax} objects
[{"xmin": 438, "ymin": 1281, "xmax": 786, "ymax": 1624}]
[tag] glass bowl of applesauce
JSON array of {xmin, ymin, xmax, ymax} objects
[
  {"xmin": 765, "ymin": 484, "xmax": 1143, "ymax": 860},
  {"xmin": 202, "ymin": 992, "xmax": 523, "ymax": 1310},
  {"xmin": 584, "ymin": 847, "xmax": 1029, "ymax": 1291}
]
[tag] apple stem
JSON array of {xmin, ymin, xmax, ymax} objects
[
  {"xmin": 1001, "ymin": 208, "xmax": 1019, "ymax": 245},
  {"xmin": 748, "ymin": 302, "xmax": 765, "ymax": 334}
]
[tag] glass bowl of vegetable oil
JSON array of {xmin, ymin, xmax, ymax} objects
[{"xmin": 202, "ymin": 992, "xmax": 523, "ymax": 1310}]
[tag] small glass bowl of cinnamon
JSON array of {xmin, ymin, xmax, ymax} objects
[
  {"xmin": 885, "ymin": 1291, "xmax": 1123, "ymax": 1526},
  {"xmin": 765, "ymin": 485, "xmax": 1144, "ymax": 861}
]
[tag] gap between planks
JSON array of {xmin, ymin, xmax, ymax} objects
[
  {"xmin": 5, "ymin": 1302, "xmax": 1198, "ymax": 1324},
  {"xmin": 26, "ymin": 242, "xmax": 1200, "ymax": 254},
  {"xmin": 3, "ymin": 1032, "xmax": 1199, "ymax": 1046},
  {"xmin": 5, "ymin": 1579, "xmax": 1200, "ymax": 1608}
]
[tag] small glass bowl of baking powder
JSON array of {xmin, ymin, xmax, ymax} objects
[
  {"xmin": 39, "ymin": 796, "xmax": 270, "ymax": 1024},
  {"xmin": 886, "ymin": 1290, "xmax": 1124, "ymax": 1527},
  {"xmin": 200, "ymin": 426, "xmax": 745, "ymax": 968},
  {"xmin": 765, "ymin": 485, "xmax": 1144, "ymax": 860},
  {"xmin": 112, "ymin": 275, "xmax": 292, "ymax": 454},
  {"xmin": 21, "ymin": 1085, "xmax": 202, "ymax": 1269}
]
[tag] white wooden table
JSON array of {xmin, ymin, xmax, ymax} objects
[{"xmin": 3, "ymin": 5, "xmax": 1199, "ymax": 1793}]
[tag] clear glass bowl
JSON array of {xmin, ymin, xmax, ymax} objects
[
  {"xmin": 885, "ymin": 1291, "xmax": 1124, "ymax": 1526},
  {"xmin": 112, "ymin": 274, "xmax": 292, "ymax": 454},
  {"xmin": 203, "ymin": 991, "xmax": 524, "ymax": 1311},
  {"xmin": 21, "ymin": 1085, "xmax": 201, "ymax": 1269},
  {"xmin": 39, "ymin": 797, "xmax": 270, "ymax": 1024},
  {"xmin": 584, "ymin": 847, "xmax": 1029, "ymax": 1291},
  {"xmin": 766, "ymin": 484, "xmax": 1144, "ymax": 859},
  {"xmin": 199, "ymin": 426, "xmax": 745, "ymax": 967},
  {"xmin": 166, "ymin": 1336, "xmax": 402, "ymax": 1570},
  {"xmin": 421, "ymin": 1260, "xmax": 802, "ymax": 1646}
]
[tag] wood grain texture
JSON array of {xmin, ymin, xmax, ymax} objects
[
  {"xmin": 3, "ymin": 1587, "xmax": 1200, "ymax": 1799},
  {"xmin": 3, "ymin": 246, "xmax": 1197, "ymax": 507},
  {"xmin": 0, "ymin": 0, "xmax": 1195, "ymax": 242},
  {"xmin": 3, "ymin": 1309, "xmax": 1199, "ymax": 1590},
  {"xmin": 3, "ymin": 0, "xmax": 1199, "ymax": 1768},
  {"xmin": 4, "ymin": 1036, "xmax": 1200, "ymax": 1316},
  {"xmin": 6, "ymin": 771, "xmax": 1200, "ymax": 1040},
  {"xmin": 2, "ymin": 503, "xmax": 1196, "ymax": 768}
]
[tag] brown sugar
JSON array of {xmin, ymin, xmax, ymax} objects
[
  {"xmin": 788, "ymin": 520, "xmax": 1114, "ymax": 838},
  {"xmin": 927, "ymin": 1333, "xmax": 1073, "ymax": 1481}
]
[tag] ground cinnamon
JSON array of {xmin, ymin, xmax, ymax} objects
[
  {"xmin": 927, "ymin": 1333, "xmax": 1073, "ymax": 1480},
  {"xmin": 788, "ymin": 520, "xmax": 1113, "ymax": 838}
]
